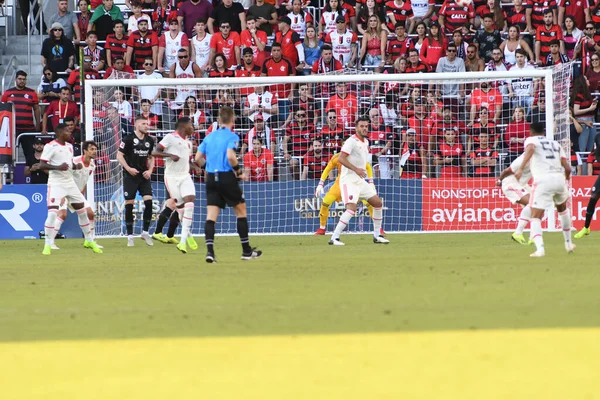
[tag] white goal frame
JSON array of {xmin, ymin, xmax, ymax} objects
[{"xmin": 84, "ymin": 69, "xmax": 560, "ymax": 233}]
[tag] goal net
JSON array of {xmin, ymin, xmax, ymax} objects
[{"xmin": 84, "ymin": 64, "xmax": 572, "ymax": 237}]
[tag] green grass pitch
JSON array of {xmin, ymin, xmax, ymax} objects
[{"xmin": 1, "ymin": 232, "xmax": 599, "ymax": 342}]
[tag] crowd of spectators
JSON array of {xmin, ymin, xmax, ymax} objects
[{"xmin": 4, "ymin": 0, "xmax": 600, "ymax": 183}]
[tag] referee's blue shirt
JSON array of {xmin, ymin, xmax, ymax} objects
[{"xmin": 198, "ymin": 127, "xmax": 239, "ymax": 173}]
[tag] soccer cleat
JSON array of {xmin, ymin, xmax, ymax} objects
[
  {"xmin": 241, "ymin": 248, "xmax": 262, "ymax": 260},
  {"xmin": 528, "ymin": 238, "xmax": 534, "ymax": 245},
  {"xmin": 127, "ymin": 236, "xmax": 135, "ymax": 247},
  {"xmin": 530, "ymin": 251, "xmax": 545, "ymax": 258},
  {"xmin": 176, "ymin": 242, "xmax": 187, "ymax": 254},
  {"xmin": 315, "ymin": 228, "xmax": 326, "ymax": 235},
  {"xmin": 165, "ymin": 236, "xmax": 179, "ymax": 244},
  {"xmin": 141, "ymin": 232, "xmax": 154, "ymax": 246},
  {"xmin": 187, "ymin": 236, "xmax": 198, "ymax": 250},
  {"xmin": 373, "ymin": 235, "xmax": 390, "ymax": 244},
  {"xmin": 205, "ymin": 252, "xmax": 217, "ymax": 263},
  {"xmin": 379, "ymin": 228, "xmax": 387, "ymax": 236},
  {"xmin": 85, "ymin": 241, "xmax": 103, "ymax": 249},
  {"xmin": 42, "ymin": 245, "xmax": 52, "ymax": 255},
  {"xmin": 511, "ymin": 233, "xmax": 528, "ymax": 245},
  {"xmin": 328, "ymin": 238, "xmax": 345, "ymax": 246},
  {"xmin": 84, "ymin": 240, "xmax": 103, "ymax": 254},
  {"xmin": 50, "ymin": 243, "xmax": 60, "ymax": 250},
  {"xmin": 574, "ymin": 227, "xmax": 590, "ymax": 239},
  {"xmin": 152, "ymin": 232, "xmax": 169, "ymax": 243},
  {"xmin": 565, "ymin": 242, "xmax": 576, "ymax": 254}
]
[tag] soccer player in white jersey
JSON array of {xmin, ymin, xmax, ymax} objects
[
  {"xmin": 39, "ymin": 124, "xmax": 102, "ymax": 255},
  {"xmin": 329, "ymin": 116, "xmax": 389, "ymax": 246},
  {"xmin": 152, "ymin": 117, "xmax": 199, "ymax": 254},
  {"xmin": 497, "ymin": 153, "xmax": 533, "ymax": 245},
  {"xmin": 50, "ymin": 141, "xmax": 102, "ymax": 250},
  {"xmin": 514, "ymin": 122, "xmax": 574, "ymax": 257}
]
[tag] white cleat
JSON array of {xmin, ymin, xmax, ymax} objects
[
  {"xmin": 141, "ymin": 232, "xmax": 154, "ymax": 246},
  {"xmin": 127, "ymin": 236, "xmax": 135, "ymax": 247},
  {"xmin": 565, "ymin": 243, "xmax": 576, "ymax": 254},
  {"xmin": 50, "ymin": 243, "xmax": 60, "ymax": 250},
  {"xmin": 328, "ymin": 238, "xmax": 345, "ymax": 246},
  {"xmin": 530, "ymin": 250, "xmax": 545, "ymax": 258},
  {"xmin": 373, "ymin": 235, "xmax": 390, "ymax": 244}
]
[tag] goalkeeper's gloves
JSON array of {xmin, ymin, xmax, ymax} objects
[{"xmin": 315, "ymin": 180, "xmax": 325, "ymax": 197}]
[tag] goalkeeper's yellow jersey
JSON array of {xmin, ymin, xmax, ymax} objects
[{"xmin": 319, "ymin": 153, "xmax": 373, "ymax": 182}]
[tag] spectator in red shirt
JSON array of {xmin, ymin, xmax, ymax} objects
[
  {"xmin": 105, "ymin": 19, "xmax": 128, "ymax": 67},
  {"xmin": 320, "ymin": 109, "xmax": 347, "ymax": 155},
  {"xmin": 104, "ymin": 56, "xmax": 135, "ymax": 79},
  {"xmin": 262, "ymin": 42, "xmax": 296, "ymax": 122},
  {"xmin": 67, "ymin": 55, "xmax": 102, "ymax": 103},
  {"xmin": 434, "ymin": 127, "xmax": 466, "ymax": 178},
  {"xmin": 283, "ymin": 107, "xmax": 316, "ymax": 178},
  {"xmin": 243, "ymin": 137, "xmax": 274, "ymax": 181},
  {"xmin": 242, "ymin": 113, "xmax": 276, "ymax": 153},
  {"xmin": 240, "ymin": 16, "xmax": 268, "ymax": 67},
  {"xmin": 406, "ymin": 48, "xmax": 430, "ymax": 73},
  {"xmin": 275, "ymin": 16, "xmax": 306, "ymax": 70},
  {"xmin": 42, "ymin": 87, "xmax": 79, "ymax": 134},
  {"xmin": 209, "ymin": 21, "xmax": 241, "ymax": 68},
  {"xmin": 504, "ymin": 106, "xmax": 530, "ymax": 161},
  {"xmin": 469, "ymin": 81, "xmax": 503, "ymax": 124},
  {"xmin": 419, "ymin": 20, "xmax": 446, "ymax": 69},
  {"xmin": 302, "ymin": 140, "xmax": 328, "ymax": 180},
  {"xmin": 469, "ymin": 132, "xmax": 498, "ymax": 177},
  {"xmin": 535, "ymin": 9, "xmax": 564, "ymax": 65},
  {"xmin": 325, "ymin": 82, "xmax": 358, "ymax": 128}
]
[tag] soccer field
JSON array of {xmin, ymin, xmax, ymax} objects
[{"xmin": 1, "ymin": 233, "xmax": 600, "ymax": 399}]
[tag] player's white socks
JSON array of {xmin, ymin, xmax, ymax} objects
[
  {"xmin": 515, "ymin": 205, "xmax": 531, "ymax": 235},
  {"xmin": 372, "ymin": 207, "xmax": 383, "ymax": 238},
  {"xmin": 180, "ymin": 202, "xmax": 194, "ymax": 243},
  {"xmin": 53, "ymin": 216, "xmax": 65, "ymax": 244},
  {"xmin": 76, "ymin": 208, "xmax": 93, "ymax": 242},
  {"xmin": 44, "ymin": 210, "xmax": 58, "ymax": 246},
  {"xmin": 530, "ymin": 218, "xmax": 544, "ymax": 253},
  {"xmin": 559, "ymin": 210, "xmax": 572, "ymax": 244},
  {"xmin": 332, "ymin": 209, "xmax": 354, "ymax": 240},
  {"xmin": 90, "ymin": 219, "xmax": 95, "ymax": 241}
]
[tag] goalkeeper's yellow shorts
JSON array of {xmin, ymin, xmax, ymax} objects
[{"xmin": 323, "ymin": 181, "xmax": 342, "ymax": 205}]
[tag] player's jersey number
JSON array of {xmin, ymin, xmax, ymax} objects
[{"xmin": 540, "ymin": 139, "xmax": 560, "ymax": 159}]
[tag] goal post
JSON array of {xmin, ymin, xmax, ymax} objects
[{"xmin": 84, "ymin": 64, "xmax": 571, "ymax": 237}]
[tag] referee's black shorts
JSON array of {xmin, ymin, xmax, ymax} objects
[
  {"xmin": 123, "ymin": 174, "xmax": 153, "ymax": 200},
  {"xmin": 205, "ymin": 171, "xmax": 245, "ymax": 209}
]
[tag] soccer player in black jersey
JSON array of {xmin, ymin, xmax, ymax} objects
[
  {"xmin": 575, "ymin": 134, "xmax": 600, "ymax": 239},
  {"xmin": 117, "ymin": 116, "xmax": 155, "ymax": 247}
]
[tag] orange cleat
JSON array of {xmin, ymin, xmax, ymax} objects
[{"xmin": 315, "ymin": 228, "xmax": 326, "ymax": 235}]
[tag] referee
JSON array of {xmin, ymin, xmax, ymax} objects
[
  {"xmin": 195, "ymin": 106, "xmax": 262, "ymax": 263},
  {"xmin": 116, "ymin": 116, "xmax": 155, "ymax": 247}
]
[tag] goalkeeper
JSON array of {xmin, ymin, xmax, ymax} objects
[{"xmin": 314, "ymin": 152, "xmax": 384, "ymax": 236}]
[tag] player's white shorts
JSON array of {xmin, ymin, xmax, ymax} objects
[
  {"xmin": 340, "ymin": 179, "xmax": 377, "ymax": 205},
  {"xmin": 47, "ymin": 182, "xmax": 86, "ymax": 208},
  {"xmin": 530, "ymin": 175, "xmax": 569, "ymax": 210},
  {"xmin": 502, "ymin": 177, "xmax": 531, "ymax": 204},
  {"xmin": 165, "ymin": 174, "xmax": 195, "ymax": 204}
]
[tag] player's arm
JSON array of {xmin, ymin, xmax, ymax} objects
[
  {"xmin": 227, "ymin": 148, "xmax": 245, "ymax": 180},
  {"xmin": 195, "ymin": 150, "xmax": 206, "ymax": 168},
  {"xmin": 152, "ymin": 141, "xmax": 179, "ymax": 161},
  {"xmin": 560, "ymin": 150, "xmax": 572, "ymax": 180},
  {"xmin": 117, "ymin": 139, "xmax": 138, "ymax": 175},
  {"xmin": 315, "ymin": 156, "xmax": 336, "ymax": 196},
  {"xmin": 515, "ymin": 143, "xmax": 535, "ymax": 180},
  {"xmin": 39, "ymin": 160, "xmax": 69, "ymax": 171}
]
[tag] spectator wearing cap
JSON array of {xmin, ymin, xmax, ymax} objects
[
  {"xmin": 325, "ymin": 15, "xmax": 358, "ymax": 68},
  {"xmin": 248, "ymin": 0, "xmax": 278, "ymax": 36},
  {"xmin": 104, "ymin": 56, "xmax": 135, "ymax": 79},
  {"xmin": 242, "ymin": 114, "xmax": 276, "ymax": 154},
  {"xmin": 545, "ymin": 39, "xmax": 570, "ymax": 66},
  {"xmin": 275, "ymin": 16, "xmax": 306, "ymax": 70},
  {"xmin": 243, "ymin": 137, "xmax": 275, "ymax": 182},
  {"xmin": 25, "ymin": 137, "xmax": 49, "ymax": 184},
  {"xmin": 126, "ymin": 18, "xmax": 159, "ymax": 70},
  {"xmin": 127, "ymin": 1, "xmax": 152, "ymax": 34},
  {"xmin": 320, "ymin": 0, "xmax": 349, "ymax": 38},
  {"xmin": 83, "ymin": 31, "xmax": 106, "ymax": 71},
  {"xmin": 48, "ymin": 0, "xmax": 81, "ymax": 42},
  {"xmin": 401, "ymin": 128, "xmax": 427, "ymax": 179},
  {"xmin": 209, "ymin": 21, "xmax": 241, "ymax": 68},
  {"xmin": 67, "ymin": 55, "xmax": 102, "ymax": 103},
  {"xmin": 208, "ymin": 0, "xmax": 246, "ymax": 34},
  {"xmin": 42, "ymin": 87, "xmax": 79, "ymax": 135},
  {"xmin": 41, "ymin": 22, "xmax": 76, "ymax": 73},
  {"xmin": 158, "ymin": 17, "xmax": 191, "ymax": 73},
  {"xmin": 105, "ymin": 20, "xmax": 128, "ymax": 68},
  {"xmin": 178, "ymin": 0, "xmax": 213, "ymax": 40},
  {"xmin": 88, "ymin": 0, "xmax": 124, "ymax": 41},
  {"xmin": 240, "ymin": 16, "xmax": 268, "ymax": 67}
]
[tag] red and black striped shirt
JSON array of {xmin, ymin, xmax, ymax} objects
[
  {"xmin": 527, "ymin": 0, "xmax": 557, "ymax": 31},
  {"xmin": 0, "ymin": 87, "xmax": 39, "ymax": 130},
  {"xmin": 536, "ymin": 24, "xmax": 563, "ymax": 61},
  {"xmin": 387, "ymin": 37, "xmax": 410, "ymax": 62},
  {"xmin": 587, "ymin": 151, "xmax": 600, "ymax": 175},
  {"xmin": 105, "ymin": 33, "xmax": 129, "ymax": 63},
  {"xmin": 504, "ymin": 6, "xmax": 528, "ymax": 31},
  {"xmin": 469, "ymin": 147, "xmax": 498, "ymax": 177},
  {"xmin": 285, "ymin": 122, "xmax": 315, "ymax": 156},
  {"xmin": 261, "ymin": 57, "xmax": 295, "ymax": 98},
  {"xmin": 127, "ymin": 31, "xmax": 159, "ymax": 70},
  {"xmin": 67, "ymin": 69, "xmax": 102, "ymax": 103},
  {"xmin": 303, "ymin": 151, "xmax": 328, "ymax": 179}
]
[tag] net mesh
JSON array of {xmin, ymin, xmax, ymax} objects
[{"xmin": 87, "ymin": 65, "xmax": 573, "ymax": 237}]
